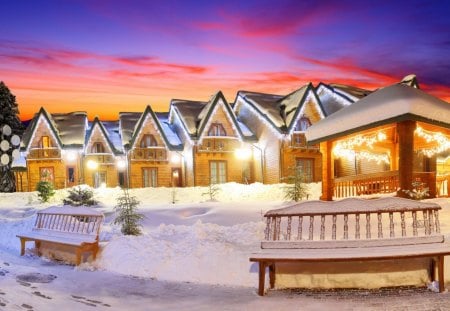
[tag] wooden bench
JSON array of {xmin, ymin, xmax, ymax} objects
[
  {"xmin": 249, "ymin": 197, "xmax": 450, "ymax": 296},
  {"xmin": 17, "ymin": 206, "xmax": 104, "ymax": 265}
]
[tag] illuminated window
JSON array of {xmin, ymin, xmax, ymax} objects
[
  {"xmin": 143, "ymin": 167, "xmax": 158, "ymax": 187},
  {"xmin": 92, "ymin": 142, "xmax": 105, "ymax": 153},
  {"xmin": 208, "ymin": 123, "xmax": 226, "ymax": 136},
  {"xmin": 210, "ymin": 161, "xmax": 227, "ymax": 184},
  {"xmin": 294, "ymin": 117, "xmax": 311, "ymax": 132},
  {"xmin": 40, "ymin": 167, "xmax": 54, "ymax": 183},
  {"xmin": 140, "ymin": 134, "xmax": 157, "ymax": 148},
  {"xmin": 295, "ymin": 158, "xmax": 314, "ymax": 183}
]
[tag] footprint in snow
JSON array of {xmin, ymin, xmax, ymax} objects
[
  {"xmin": 32, "ymin": 291, "xmax": 52, "ymax": 300},
  {"xmin": 71, "ymin": 295, "xmax": 111, "ymax": 308},
  {"xmin": 16, "ymin": 273, "xmax": 57, "ymax": 284}
]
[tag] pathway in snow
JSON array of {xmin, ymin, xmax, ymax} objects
[{"xmin": 1, "ymin": 250, "xmax": 449, "ymax": 311}]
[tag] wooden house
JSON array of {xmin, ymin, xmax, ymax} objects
[
  {"xmin": 169, "ymin": 91, "xmax": 256, "ymax": 186},
  {"xmin": 21, "ymin": 108, "xmax": 87, "ymax": 191},
  {"xmin": 119, "ymin": 106, "xmax": 184, "ymax": 188},
  {"xmin": 234, "ymin": 83, "xmax": 353, "ymax": 184},
  {"xmin": 306, "ymin": 83, "xmax": 450, "ymax": 200},
  {"xmin": 83, "ymin": 117, "xmax": 125, "ymax": 188}
]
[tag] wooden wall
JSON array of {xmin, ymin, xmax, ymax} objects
[
  {"xmin": 27, "ymin": 160, "xmax": 66, "ymax": 190},
  {"xmin": 193, "ymin": 150, "xmax": 244, "ymax": 186},
  {"xmin": 281, "ymin": 147, "xmax": 322, "ymax": 182}
]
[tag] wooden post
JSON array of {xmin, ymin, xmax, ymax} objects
[
  {"xmin": 258, "ymin": 261, "xmax": 266, "ymax": 296},
  {"xmin": 397, "ymin": 121, "xmax": 416, "ymax": 198},
  {"xmin": 320, "ymin": 141, "xmax": 333, "ymax": 201},
  {"xmin": 269, "ymin": 263, "xmax": 275, "ymax": 289}
]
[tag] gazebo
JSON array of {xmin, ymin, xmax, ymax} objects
[{"xmin": 306, "ymin": 84, "xmax": 450, "ymax": 201}]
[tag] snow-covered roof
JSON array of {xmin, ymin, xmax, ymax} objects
[
  {"xmin": 306, "ymin": 84, "xmax": 450, "ymax": 144},
  {"xmin": 102, "ymin": 121, "xmax": 123, "ymax": 153},
  {"xmin": 329, "ymin": 83, "xmax": 373, "ymax": 102},
  {"xmin": 315, "ymin": 83, "xmax": 355, "ymax": 116},
  {"xmin": 21, "ymin": 109, "xmax": 87, "ymax": 149},
  {"xmin": 237, "ymin": 84, "xmax": 323, "ymax": 133},
  {"xmin": 119, "ymin": 112, "xmax": 141, "ymax": 147},
  {"xmin": 156, "ymin": 112, "xmax": 183, "ymax": 148},
  {"xmin": 170, "ymin": 92, "xmax": 256, "ymax": 141},
  {"xmin": 11, "ymin": 151, "xmax": 26, "ymax": 169},
  {"xmin": 400, "ymin": 74, "xmax": 420, "ymax": 88}
]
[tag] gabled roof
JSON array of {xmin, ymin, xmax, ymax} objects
[
  {"xmin": 236, "ymin": 83, "xmax": 325, "ymax": 134},
  {"xmin": 85, "ymin": 117, "xmax": 123, "ymax": 155},
  {"xmin": 315, "ymin": 83, "xmax": 355, "ymax": 116},
  {"xmin": 119, "ymin": 112, "xmax": 141, "ymax": 148},
  {"xmin": 306, "ymin": 84, "xmax": 450, "ymax": 144},
  {"xmin": 170, "ymin": 91, "xmax": 256, "ymax": 141},
  {"xmin": 328, "ymin": 83, "xmax": 373, "ymax": 102},
  {"xmin": 128, "ymin": 105, "xmax": 183, "ymax": 151},
  {"xmin": 21, "ymin": 107, "xmax": 87, "ymax": 150}
]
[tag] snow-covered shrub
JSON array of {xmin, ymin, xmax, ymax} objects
[
  {"xmin": 114, "ymin": 188, "xmax": 144, "ymax": 235},
  {"xmin": 63, "ymin": 186, "xmax": 98, "ymax": 206},
  {"xmin": 36, "ymin": 181, "xmax": 55, "ymax": 203},
  {"xmin": 402, "ymin": 181, "xmax": 429, "ymax": 200},
  {"xmin": 202, "ymin": 178, "xmax": 220, "ymax": 201}
]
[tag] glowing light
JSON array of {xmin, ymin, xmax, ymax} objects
[
  {"xmin": 171, "ymin": 153, "xmax": 181, "ymax": 164},
  {"xmin": 415, "ymin": 126, "xmax": 450, "ymax": 157},
  {"xmin": 234, "ymin": 148, "xmax": 252, "ymax": 160},
  {"xmin": 116, "ymin": 159, "xmax": 127, "ymax": 170},
  {"xmin": 87, "ymin": 160, "xmax": 98, "ymax": 170},
  {"xmin": 65, "ymin": 151, "xmax": 77, "ymax": 162},
  {"xmin": 333, "ymin": 131, "xmax": 389, "ymax": 164}
]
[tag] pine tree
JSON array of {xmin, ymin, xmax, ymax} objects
[
  {"xmin": 63, "ymin": 186, "xmax": 98, "ymax": 206},
  {"xmin": 282, "ymin": 166, "xmax": 309, "ymax": 202},
  {"xmin": 0, "ymin": 81, "xmax": 24, "ymax": 192},
  {"xmin": 114, "ymin": 188, "xmax": 144, "ymax": 235}
]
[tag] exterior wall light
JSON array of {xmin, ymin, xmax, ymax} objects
[{"xmin": 87, "ymin": 160, "xmax": 98, "ymax": 170}]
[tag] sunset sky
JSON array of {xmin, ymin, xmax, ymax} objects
[{"xmin": 1, "ymin": 0, "xmax": 449, "ymax": 120}]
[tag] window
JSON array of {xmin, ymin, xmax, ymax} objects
[
  {"xmin": 92, "ymin": 142, "xmax": 105, "ymax": 153},
  {"xmin": 93, "ymin": 171, "xmax": 107, "ymax": 188},
  {"xmin": 143, "ymin": 168, "xmax": 158, "ymax": 187},
  {"xmin": 295, "ymin": 158, "xmax": 314, "ymax": 183},
  {"xmin": 40, "ymin": 167, "xmax": 54, "ymax": 183},
  {"xmin": 294, "ymin": 117, "xmax": 312, "ymax": 132},
  {"xmin": 40, "ymin": 136, "xmax": 50, "ymax": 148},
  {"xmin": 67, "ymin": 167, "xmax": 75, "ymax": 183},
  {"xmin": 118, "ymin": 172, "xmax": 126, "ymax": 188},
  {"xmin": 210, "ymin": 161, "xmax": 227, "ymax": 184},
  {"xmin": 208, "ymin": 123, "xmax": 226, "ymax": 136},
  {"xmin": 140, "ymin": 134, "xmax": 157, "ymax": 148}
]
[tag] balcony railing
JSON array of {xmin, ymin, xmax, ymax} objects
[
  {"xmin": 84, "ymin": 153, "xmax": 115, "ymax": 164},
  {"xmin": 333, "ymin": 171, "xmax": 443, "ymax": 199},
  {"xmin": 198, "ymin": 138, "xmax": 240, "ymax": 153},
  {"xmin": 130, "ymin": 148, "xmax": 167, "ymax": 161},
  {"xmin": 437, "ymin": 175, "xmax": 449, "ymax": 197},
  {"xmin": 291, "ymin": 133, "xmax": 319, "ymax": 150},
  {"xmin": 28, "ymin": 148, "xmax": 61, "ymax": 159}
]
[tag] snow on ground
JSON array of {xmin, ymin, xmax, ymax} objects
[{"xmin": 0, "ymin": 182, "xmax": 450, "ymax": 310}]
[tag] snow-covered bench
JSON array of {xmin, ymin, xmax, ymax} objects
[
  {"xmin": 17, "ymin": 206, "xmax": 104, "ymax": 265},
  {"xmin": 250, "ymin": 197, "xmax": 450, "ymax": 296}
]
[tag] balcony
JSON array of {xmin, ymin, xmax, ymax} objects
[
  {"xmin": 291, "ymin": 133, "xmax": 319, "ymax": 150},
  {"xmin": 198, "ymin": 138, "xmax": 239, "ymax": 153},
  {"xmin": 28, "ymin": 148, "xmax": 61, "ymax": 159},
  {"xmin": 130, "ymin": 147, "xmax": 167, "ymax": 161},
  {"xmin": 84, "ymin": 153, "xmax": 115, "ymax": 164}
]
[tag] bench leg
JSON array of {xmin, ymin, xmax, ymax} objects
[
  {"xmin": 258, "ymin": 262, "xmax": 266, "ymax": 296},
  {"xmin": 438, "ymin": 256, "xmax": 445, "ymax": 293},
  {"xmin": 75, "ymin": 248, "xmax": 82, "ymax": 266},
  {"xmin": 431, "ymin": 258, "xmax": 436, "ymax": 282},
  {"xmin": 20, "ymin": 238, "xmax": 26, "ymax": 256},
  {"xmin": 269, "ymin": 263, "xmax": 276, "ymax": 289}
]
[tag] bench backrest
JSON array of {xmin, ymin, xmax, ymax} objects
[
  {"xmin": 34, "ymin": 206, "xmax": 103, "ymax": 240},
  {"xmin": 262, "ymin": 197, "xmax": 443, "ymax": 249}
]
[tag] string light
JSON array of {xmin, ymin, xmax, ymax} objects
[
  {"xmin": 415, "ymin": 126, "xmax": 450, "ymax": 157},
  {"xmin": 316, "ymin": 84, "xmax": 354, "ymax": 106},
  {"xmin": 333, "ymin": 131, "xmax": 389, "ymax": 164},
  {"xmin": 287, "ymin": 92, "xmax": 325, "ymax": 135}
]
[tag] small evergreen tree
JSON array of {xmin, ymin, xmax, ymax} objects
[
  {"xmin": 63, "ymin": 186, "xmax": 98, "ymax": 206},
  {"xmin": 202, "ymin": 177, "xmax": 220, "ymax": 201},
  {"xmin": 36, "ymin": 181, "xmax": 55, "ymax": 203},
  {"xmin": 282, "ymin": 166, "xmax": 309, "ymax": 202},
  {"xmin": 114, "ymin": 188, "xmax": 144, "ymax": 235},
  {"xmin": 0, "ymin": 81, "xmax": 24, "ymax": 192}
]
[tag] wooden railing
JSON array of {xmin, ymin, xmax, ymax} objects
[
  {"xmin": 130, "ymin": 147, "xmax": 167, "ymax": 161},
  {"xmin": 334, "ymin": 171, "xmax": 399, "ymax": 198},
  {"xmin": 197, "ymin": 138, "xmax": 240, "ymax": 153},
  {"xmin": 291, "ymin": 133, "xmax": 319, "ymax": 150},
  {"xmin": 28, "ymin": 148, "xmax": 61, "ymax": 159},
  {"xmin": 84, "ymin": 153, "xmax": 114, "ymax": 164}
]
